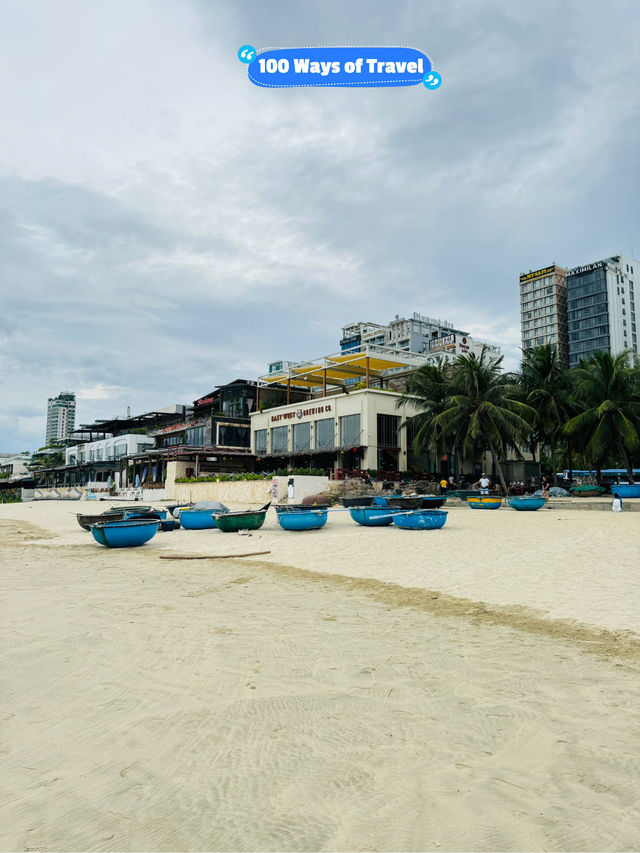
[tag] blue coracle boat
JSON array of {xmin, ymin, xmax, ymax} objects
[
  {"xmin": 466, "ymin": 496, "xmax": 503, "ymax": 510},
  {"xmin": 349, "ymin": 506, "xmax": 394, "ymax": 527},
  {"xmin": 277, "ymin": 508, "xmax": 328, "ymax": 531},
  {"xmin": 90, "ymin": 519, "xmax": 159, "ymax": 548},
  {"xmin": 392, "ymin": 510, "xmax": 448, "ymax": 530},
  {"xmin": 124, "ymin": 508, "xmax": 167, "ymax": 520},
  {"xmin": 373, "ymin": 496, "xmax": 390, "ymax": 506},
  {"xmin": 507, "ymin": 497, "xmax": 546, "ymax": 511},
  {"xmin": 611, "ymin": 484, "xmax": 640, "ymax": 498},
  {"xmin": 179, "ymin": 509, "xmax": 220, "ymax": 529}
]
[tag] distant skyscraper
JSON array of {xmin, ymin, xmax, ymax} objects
[
  {"xmin": 46, "ymin": 392, "xmax": 76, "ymax": 445},
  {"xmin": 519, "ymin": 264, "xmax": 569, "ymax": 367},
  {"xmin": 567, "ymin": 254, "xmax": 638, "ymax": 367}
]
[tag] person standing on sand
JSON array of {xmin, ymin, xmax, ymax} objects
[
  {"xmin": 541, "ymin": 474, "xmax": 550, "ymax": 500},
  {"xmin": 439, "ymin": 477, "xmax": 448, "ymax": 495},
  {"xmin": 479, "ymin": 473, "xmax": 491, "ymax": 495}
]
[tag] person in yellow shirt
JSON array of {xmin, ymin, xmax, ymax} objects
[{"xmin": 440, "ymin": 477, "xmax": 448, "ymax": 495}]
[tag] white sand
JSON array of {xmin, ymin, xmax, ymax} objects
[{"xmin": 2, "ymin": 499, "xmax": 640, "ymax": 852}]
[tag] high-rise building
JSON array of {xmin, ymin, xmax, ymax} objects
[
  {"xmin": 340, "ymin": 312, "xmax": 465, "ymax": 354},
  {"xmin": 46, "ymin": 392, "xmax": 76, "ymax": 445},
  {"xmin": 567, "ymin": 254, "xmax": 638, "ymax": 367},
  {"xmin": 519, "ymin": 264, "xmax": 569, "ymax": 367}
]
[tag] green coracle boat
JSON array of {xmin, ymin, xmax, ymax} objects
[{"xmin": 213, "ymin": 502, "xmax": 271, "ymax": 533}]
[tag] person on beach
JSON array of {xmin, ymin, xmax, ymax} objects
[
  {"xmin": 479, "ymin": 473, "xmax": 491, "ymax": 495},
  {"xmin": 439, "ymin": 477, "xmax": 448, "ymax": 495},
  {"xmin": 448, "ymin": 475, "xmax": 455, "ymax": 489},
  {"xmin": 541, "ymin": 474, "xmax": 550, "ymax": 500}
]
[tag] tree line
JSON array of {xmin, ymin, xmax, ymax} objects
[{"xmin": 400, "ymin": 345, "xmax": 640, "ymax": 496}]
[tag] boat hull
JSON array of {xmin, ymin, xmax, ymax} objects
[
  {"xmin": 340, "ymin": 496, "xmax": 374, "ymax": 507},
  {"xmin": 77, "ymin": 510, "xmax": 124, "ymax": 531},
  {"xmin": 90, "ymin": 519, "xmax": 159, "ymax": 547},
  {"xmin": 214, "ymin": 511, "xmax": 267, "ymax": 532},
  {"xmin": 392, "ymin": 510, "xmax": 448, "ymax": 530},
  {"xmin": 507, "ymin": 497, "xmax": 546, "ymax": 511},
  {"xmin": 611, "ymin": 484, "xmax": 640, "ymax": 498},
  {"xmin": 124, "ymin": 508, "xmax": 167, "ymax": 520},
  {"xmin": 466, "ymin": 497, "xmax": 503, "ymax": 509},
  {"xmin": 179, "ymin": 509, "xmax": 219, "ymax": 529},
  {"xmin": 349, "ymin": 507, "xmax": 394, "ymax": 527},
  {"xmin": 277, "ymin": 509, "xmax": 328, "ymax": 531}
]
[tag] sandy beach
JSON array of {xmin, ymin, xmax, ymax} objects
[{"xmin": 2, "ymin": 499, "xmax": 639, "ymax": 852}]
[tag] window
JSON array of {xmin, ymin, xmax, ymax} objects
[
  {"xmin": 114, "ymin": 444, "xmax": 127, "ymax": 458},
  {"xmin": 377, "ymin": 414, "xmax": 399, "ymax": 447},
  {"xmin": 106, "ymin": 446, "xmax": 115, "ymax": 459},
  {"xmin": 162, "ymin": 435, "xmax": 182, "ymax": 447},
  {"xmin": 217, "ymin": 424, "xmax": 250, "ymax": 447},
  {"xmin": 90, "ymin": 450, "xmax": 96, "ymax": 461},
  {"xmin": 292, "ymin": 422, "xmax": 311, "ymax": 452},
  {"xmin": 136, "ymin": 443, "xmax": 148, "ymax": 453},
  {"xmin": 339, "ymin": 414, "xmax": 361, "ymax": 446},
  {"xmin": 186, "ymin": 426, "xmax": 206, "ymax": 446},
  {"xmin": 255, "ymin": 429, "xmax": 267, "ymax": 454},
  {"xmin": 96, "ymin": 449, "xmax": 103, "ymax": 461},
  {"xmin": 271, "ymin": 426, "xmax": 288, "ymax": 453}
]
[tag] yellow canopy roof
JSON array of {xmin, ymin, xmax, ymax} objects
[{"xmin": 259, "ymin": 347, "xmax": 422, "ymax": 388}]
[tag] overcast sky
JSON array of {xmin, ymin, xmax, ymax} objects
[{"xmin": 1, "ymin": 0, "xmax": 639, "ymax": 452}]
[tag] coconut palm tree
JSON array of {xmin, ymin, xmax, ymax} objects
[
  {"xmin": 564, "ymin": 351, "xmax": 640, "ymax": 483},
  {"xmin": 520, "ymin": 344, "xmax": 573, "ymax": 485},
  {"xmin": 398, "ymin": 358, "xmax": 454, "ymax": 470},
  {"xmin": 432, "ymin": 348, "xmax": 535, "ymax": 496}
]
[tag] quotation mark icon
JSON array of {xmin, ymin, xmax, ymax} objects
[
  {"xmin": 238, "ymin": 45, "xmax": 257, "ymax": 64},
  {"xmin": 423, "ymin": 71, "xmax": 442, "ymax": 89}
]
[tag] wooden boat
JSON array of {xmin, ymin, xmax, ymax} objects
[
  {"xmin": 420, "ymin": 495, "xmax": 446, "ymax": 509},
  {"xmin": 213, "ymin": 503, "xmax": 270, "ymax": 532},
  {"xmin": 392, "ymin": 509, "xmax": 448, "ymax": 530},
  {"xmin": 507, "ymin": 497, "xmax": 546, "ymax": 511},
  {"xmin": 388, "ymin": 496, "xmax": 425, "ymax": 510},
  {"xmin": 90, "ymin": 519, "xmax": 159, "ymax": 548},
  {"xmin": 610, "ymin": 484, "xmax": 640, "ymax": 498},
  {"xmin": 569, "ymin": 485, "xmax": 605, "ymax": 496},
  {"xmin": 276, "ymin": 508, "xmax": 328, "ymax": 531},
  {"xmin": 466, "ymin": 496, "xmax": 503, "ymax": 509},
  {"xmin": 76, "ymin": 508, "xmax": 124, "ymax": 531},
  {"xmin": 349, "ymin": 506, "xmax": 394, "ymax": 527},
  {"xmin": 123, "ymin": 509, "xmax": 168, "ymax": 521},
  {"xmin": 339, "ymin": 496, "xmax": 374, "ymax": 507}
]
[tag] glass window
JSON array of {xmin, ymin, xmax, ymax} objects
[
  {"xmin": 186, "ymin": 426, "xmax": 206, "ymax": 446},
  {"xmin": 90, "ymin": 450, "xmax": 96, "ymax": 461},
  {"xmin": 292, "ymin": 422, "xmax": 311, "ymax": 452},
  {"xmin": 315, "ymin": 418, "xmax": 335, "ymax": 449},
  {"xmin": 339, "ymin": 413, "xmax": 361, "ymax": 446},
  {"xmin": 271, "ymin": 426, "xmax": 288, "ymax": 453},
  {"xmin": 114, "ymin": 444, "xmax": 127, "ymax": 458},
  {"xmin": 218, "ymin": 424, "xmax": 250, "ymax": 447},
  {"xmin": 255, "ymin": 429, "xmax": 267, "ymax": 454},
  {"xmin": 377, "ymin": 414, "xmax": 399, "ymax": 447},
  {"xmin": 96, "ymin": 449, "xmax": 103, "ymax": 460},
  {"xmin": 106, "ymin": 446, "xmax": 115, "ymax": 459}
]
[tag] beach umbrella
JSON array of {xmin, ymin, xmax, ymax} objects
[
  {"xmin": 152, "ymin": 465, "xmax": 157, "ymax": 482},
  {"xmin": 135, "ymin": 473, "xmax": 140, "ymax": 488},
  {"xmin": 142, "ymin": 466, "xmax": 148, "ymax": 482},
  {"xmin": 107, "ymin": 475, "xmax": 112, "ymax": 489}
]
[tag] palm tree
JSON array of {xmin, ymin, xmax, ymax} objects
[
  {"xmin": 564, "ymin": 351, "xmax": 640, "ymax": 483},
  {"xmin": 398, "ymin": 358, "xmax": 453, "ymax": 471},
  {"xmin": 432, "ymin": 348, "xmax": 535, "ymax": 496},
  {"xmin": 520, "ymin": 344, "xmax": 573, "ymax": 485}
]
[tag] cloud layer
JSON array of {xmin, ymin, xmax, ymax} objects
[{"xmin": 1, "ymin": 0, "xmax": 639, "ymax": 450}]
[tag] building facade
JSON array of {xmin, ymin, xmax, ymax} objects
[
  {"xmin": 45, "ymin": 392, "xmax": 76, "ymax": 445},
  {"xmin": 519, "ymin": 265, "xmax": 569, "ymax": 367},
  {"xmin": 341, "ymin": 313, "xmax": 464, "ymax": 354},
  {"xmin": 421, "ymin": 332, "xmax": 501, "ymax": 365},
  {"xmin": 567, "ymin": 255, "xmax": 638, "ymax": 366}
]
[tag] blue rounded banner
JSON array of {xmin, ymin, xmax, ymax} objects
[{"xmin": 247, "ymin": 46, "xmax": 432, "ymax": 88}]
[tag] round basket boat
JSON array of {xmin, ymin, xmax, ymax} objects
[
  {"xmin": 276, "ymin": 504, "xmax": 330, "ymax": 513},
  {"xmin": 466, "ymin": 496, "xmax": 503, "ymax": 510},
  {"xmin": 349, "ymin": 506, "xmax": 394, "ymax": 527},
  {"xmin": 340, "ymin": 496, "xmax": 374, "ymax": 507},
  {"xmin": 388, "ymin": 496, "xmax": 424, "ymax": 510},
  {"xmin": 124, "ymin": 508, "xmax": 167, "ymax": 520},
  {"xmin": 90, "ymin": 519, "xmax": 159, "ymax": 548},
  {"xmin": 277, "ymin": 508, "xmax": 328, "ymax": 531},
  {"xmin": 214, "ymin": 509, "xmax": 268, "ymax": 532},
  {"xmin": 420, "ymin": 495, "xmax": 447, "ymax": 509},
  {"xmin": 76, "ymin": 509, "xmax": 124, "ymax": 531},
  {"xmin": 611, "ymin": 484, "xmax": 640, "ymax": 498},
  {"xmin": 373, "ymin": 496, "xmax": 390, "ymax": 506},
  {"xmin": 507, "ymin": 497, "xmax": 546, "ymax": 511},
  {"xmin": 392, "ymin": 509, "xmax": 448, "ymax": 530},
  {"xmin": 179, "ymin": 509, "xmax": 220, "ymax": 529}
]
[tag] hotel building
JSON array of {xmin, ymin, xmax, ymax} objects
[
  {"xmin": 45, "ymin": 392, "xmax": 76, "ymax": 445},
  {"xmin": 519, "ymin": 265, "xmax": 569, "ymax": 367},
  {"xmin": 567, "ymin": 254, "xmax": 638, "ymax": 367}
]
